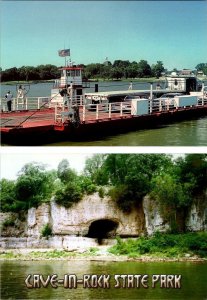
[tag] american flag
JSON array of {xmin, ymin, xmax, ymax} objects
[{"xmin": 58, "ymin": 49, "xmax": 70, "ymax": 57}]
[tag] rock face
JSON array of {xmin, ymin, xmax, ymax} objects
[
  {"xmin": 186, "ymin": 192, "xmax": 207, "ymax": 231},
  {"xmin": 0, "ymin": 236, "xmax": 100, "ymax": 250},
  {"xmin": 50, "ymin": 193, "xmax": 145, "ymax": 237},
  {"xmin": 143, "ymin": 193, "xmax": 207, "ymax": 235},
  {"xmin": 0, "ymin": 191, "xmax": 206, "ymax": 249},
  {"xmin": 0, "ymin": 212, "xmax": 26, "ymax": 237},
  {"xmin": 25, "ymin": 193, "xmax": 145, "ymax": 238},
  {"xmin": 27, "ymin": 204, "xmax": 50, "ymax": 237},
  {"xmin": 143, "ymin": 196, "xmax": 170, "ymax": 235}
]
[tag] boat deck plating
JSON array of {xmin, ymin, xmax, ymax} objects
[{"xmin": 0, "ymin": 107, "xmax": 132, "ymax": 131}]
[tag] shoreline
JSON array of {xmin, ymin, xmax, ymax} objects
[
  {"xmin": 0, "ymin": 248, "xmax": 206, "ymax": 263},
  {"xmin": 1, "ymin": 78, "xmax": 163, "ymax": 85}
]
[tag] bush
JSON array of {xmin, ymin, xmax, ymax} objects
[
  {"xmin": 98, "ymin": 187, "xmax": 105, "ymax": 198},
  {"xmin": 109, "ymin": 232, "xmax": 207, "ymax": 258},
  {"xmin": 84, "ymin": 183, "xmax": 97, "ymax": 195},
  {"xmin": 88, "ymin": 247, "xmax": 98, "ymax": 254},
  {"xmin": 78, "ymin": 176, "xmax": 97, "ymax": 195},
  {"xmin": 55, "ymin": 182, "xmax": 83, "ymax": 208},
  {"xmin": 183, "ymin": 233, "xmax": 207, "ymax": 252},
  {"xmin": 108, "ymin": 185, "xmax": 135, "ymax": 212},
  {"xmin": 41, "ymin": 224, "xmax": 52, "ymax": 238},
  {"xmin": 2, "ymin": 217, "xmax": 16, "ymax": 229}
]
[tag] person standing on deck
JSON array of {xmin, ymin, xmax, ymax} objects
[
  {"xmin": 128, "ymin": 81, "xmax": 133, "ymax": 90},
  {"xmin": 5, "ymin": 91, "xmax": 13, "ymax": 112},
  {"xmin": 17, "ymin": 85, "xmax": 26, "ymax": 109}
]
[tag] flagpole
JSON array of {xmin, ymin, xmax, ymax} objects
[{"xmin": 64, "ymin": 42, "xmax": 66, "ymax": 67}]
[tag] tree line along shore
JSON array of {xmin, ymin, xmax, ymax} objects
[{"xmin": 1, "ymin": 61, "xmax": 207, "ymax": 82}]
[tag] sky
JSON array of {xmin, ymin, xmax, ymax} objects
[
  {"xmin": 0, "ymin": 150, "xmax": 92, "ymax": 180},
  {"xmin": 0, "ymin": 148, "xmax": 200, "ymax": 181},
  {"xmin": 1, "ymin": 1, "xmax": 207, "ymax": 71}
]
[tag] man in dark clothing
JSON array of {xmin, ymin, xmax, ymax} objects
[{"xmin": 5, "ymin": 91, "xmax": 13, "ymax": 112}]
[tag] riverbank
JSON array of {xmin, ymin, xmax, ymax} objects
[
  {"xmin": 2, "ymin": 77, "xmax": 162, "ymax": 85},
  {"xmin": 2, "ymin": 79, "xmax": 55, "ymax": 85},
  {"xmin": 0, "ymin": 247, "xmax": 206, "ymax": 262}
]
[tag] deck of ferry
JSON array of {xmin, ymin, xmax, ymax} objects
[
  {"xmin": 1, "ymin": 96, "xmax": 207, "ymax": 145},
  {"xmin": 1, "ymin": 104, "xmax": 206, "ymax": 130}
]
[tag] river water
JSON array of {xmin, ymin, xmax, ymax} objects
[
  {"xmin": 1, "ymin": 82, "xmax": 207, "ymax": 146},
  {"xmin": 1, "ymin": 260, "xmax": 206, "ymax": 299}
]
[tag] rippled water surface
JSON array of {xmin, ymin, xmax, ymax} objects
[
  {"xmin": 46, "ymin": 117, "xmax": 207, "ymax": 146},
  {"xmin": 1, "ymin": 260, "xmax": 207, "ymax": 299}
]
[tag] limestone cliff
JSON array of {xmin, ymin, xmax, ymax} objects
[
  {"xmin": 27, "ymin": 193, "xmax": 145, "ymax": 237},
  {"xmin": 0, "ymin": 192, "xmax": 206, "ymax": 249}
]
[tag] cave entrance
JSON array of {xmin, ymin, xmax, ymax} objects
[{"xmin": 87, "ymin": 219, "xmax": 118, "ymax": 244}]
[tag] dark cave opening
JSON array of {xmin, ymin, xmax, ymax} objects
[{"xmin": 87, "ymin": 219, "xmax": 119, "ymax": 244}]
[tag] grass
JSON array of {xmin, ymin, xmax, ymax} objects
[
  {"xmin": 41, "ymin": 224, "xmax": 52, "ymax": 239},
  {"xmin": 109, "ymin": 232, "xmax": 207, "ymax": 258},
  {"xmin": 1, "ymin": 232, "xmax": 206, "ymax": 260},
  {"xmin": 0, "ymin": 248, "xmax": 100, "ymax": 260},
  {"xmin": 1, "ymin": 217, "xmax": 16, "ymax": 230}
]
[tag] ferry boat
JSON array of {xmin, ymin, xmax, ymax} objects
[{"xmin": 1, "ymin": 62, "xmax": 207, "ymax": 145}]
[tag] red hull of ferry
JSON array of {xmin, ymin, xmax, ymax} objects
[{"xmin": 1, "ymin": 106, "xmax": 207, "ymax": 145}]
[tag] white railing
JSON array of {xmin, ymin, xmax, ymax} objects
[
  {"xmin": 151, "ymin": 98, "xmax": 174, "ymax": 112},
  {"xmin": 54, "ymin": 96, "xmax": 207, "ymax": 124},
  {"xmin": 53, "ymin": 79, "xmax": 82, "ymax": 88},
  {"xmin": 0, "ymin": 94, "xmax": 85, "ymax": 112},
  {"xmin": 1, "ymin": 95, "xmax": 206, "ymax": 123},
  {"xmin": 0, "ymin": 97, "xmax": 51, "ymax": 112},
  {"xmin": 50, "ymin": 95, "xmax": 84, "ymax": 107},
  {"xmin": 55, "ymin": 102, "xmax": 135, "ymax": 124}
]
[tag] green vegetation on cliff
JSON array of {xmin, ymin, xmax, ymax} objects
[
  {"xmin": 1, "ymin": 163, "xmax": 55, "ymax": 212},
  {"xmin": 1, "ymin": 154, "xmax": 207, "ymax": 233}
]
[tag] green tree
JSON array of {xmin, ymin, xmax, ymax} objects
[
  {"xmin": 84, "ymin": 154, "xmax": 108, "ymax": 185},
  {"xmin": 15, "ymin": 162, "xmax": 55, "ymax": 209},
  {"xmin": 83, "ymin": 63, "xmax": 103, "ymax": 79},
  {"xmin": 1, "ymin": 67, "xmax": 19, "ymax": 81},
  {"xmin": 150, "ymin": 154, "xmax": 207, "ymax": 232},
  {"xmin": 137, "ymin": 60, "xmax": 152, "ymax": 77},
  {"xmin": 19, "ymin": 66, "xmax": 39, "ymax": 81},
  {"xmin": 77, "ymin": 175, "xmax": 97, "ymax": 195},
  {"xmin": 110, "ymin": 67, "xmax": 123, "ymax": 79},
  {"xmin": 126, "ymin": 62, "xmax": 138, "ymax": 78},
  {"xmin": 195, "ymin": 63, "xmax": 207, "ymax": 75},
  {"xmin": 55, "ymin": 181, "xmax": 83, "ymax": 208},
  {"xmin": 101, "ymin": 65, "xmax": 112, "ymax": 79},
  {"xmin": 150, "ymin": 173, "xmax": 192, "ymax": 232},
  {"xmin": 0, "ymin": 179, "xmax": 16, "ymax": 212},
  {"xmin": 104, "ymin": 154, "xmax": 172, "ymax": 211},
  {"xmin": 151, "ymin": 61, "xmax": 164, "ymax": 78},
  {"xmin": 175, "ymin": 154, "xmax": 207, "ymax": 194},
  {"xmin": 104, "ymin": 154, "xmax": 172, "ymax": 186},
  {"xmin": 57, "ymin": 159, "xmax": 77, "ymax": 184},
  {"xmin": 36, "ymin": 64, "xmax": 59, "ymax": 80}
]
